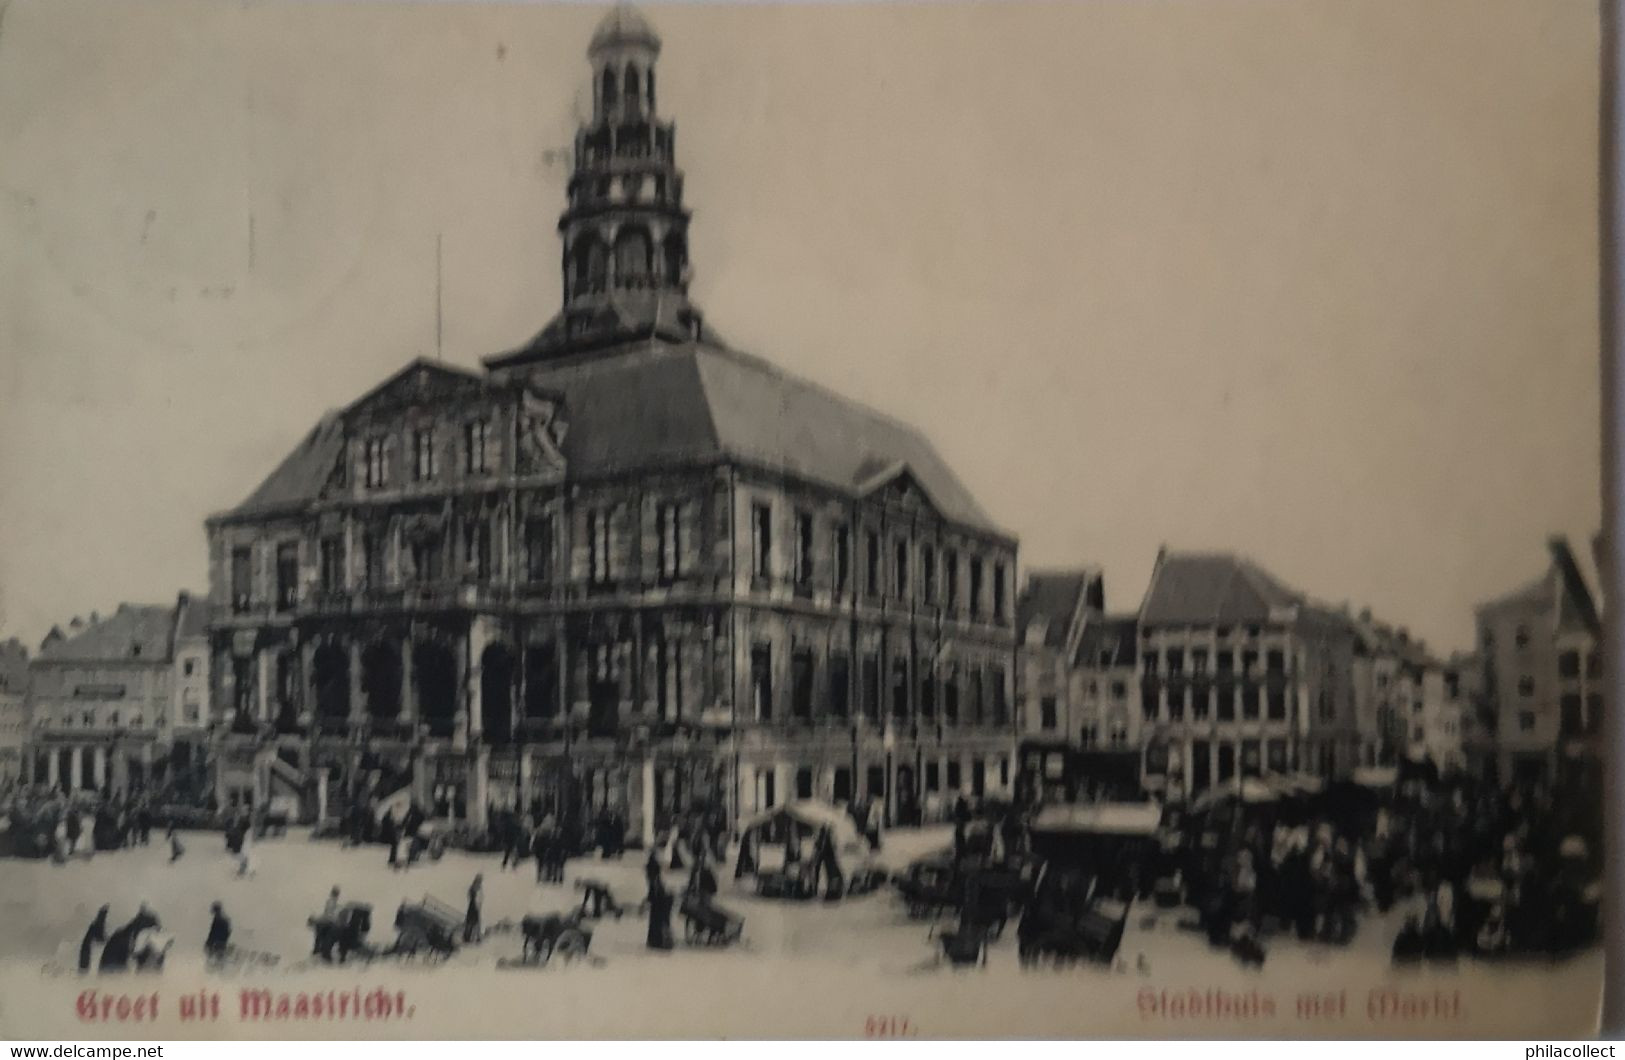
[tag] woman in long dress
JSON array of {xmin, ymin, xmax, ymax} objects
[{"xmin": 78, "ymin": 906, "xmax": 109, "ymax": 973}]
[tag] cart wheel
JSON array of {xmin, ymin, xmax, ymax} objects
[{"xmin": 554, "ymin": 929, "xmax": 588, "ymax": 961}]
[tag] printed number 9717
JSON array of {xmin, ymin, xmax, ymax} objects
[{"xmin": 865, "ymin": 1015, "xmax": 915, "ymax": 1038}]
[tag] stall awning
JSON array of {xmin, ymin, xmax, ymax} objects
[{"xmin": 1030, "ymin": 802, "xmax": 1161, "ymax": 836}]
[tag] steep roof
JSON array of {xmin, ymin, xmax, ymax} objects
[
  {"xmin": 1549, "ymin": 536, "xmax": 1602, "ymax": 637},
  {"xmin": 226, "ymin": 412, "xmax": 345, "ymax": 520},
  {"xmin": 1140, "ymin": 552, "xmax": 1300, "ymax": 626},
  {"xmin": 1017, "ymin": 570, "xmax": 1095, "ymax": 648},
  {"xmin": 174, "ymin": 593, "xmax": 212, "ymax": 642},
  {"xmin": 219, "ymin": 341, "xmax": 1007, "ymax": 536},
  {"xmin": 1140, "ymin": 550, "xmax": 1354, "ymax": 635},
  {"xmin": 36, "ymin": 604, "xmax": 175, "ymax": 665},
  {"xmin": 1074, "ymin": 614, "xmax": 1139, "ymax": 669}
]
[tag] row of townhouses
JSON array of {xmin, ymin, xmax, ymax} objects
[
  {"xmin": 1015, "ymin": 537, "xmax": 1605, "ymax": 803},
  {"xmin": 5, "ymin": 7, "xmax": 1608, "ymax": 841}
]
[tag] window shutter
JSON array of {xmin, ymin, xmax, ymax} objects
[
  {"xmin": 639, "ymin": 494, "xmax": 658, "ymax": 584},
  {"xmin": 682, "ymin": 638, "xmax": 703, "ymax": 719},
  {"xmin": 569, "ymin": 508, "xmax": 591, "ymax": 584},
  {"xmin": 680, "ymin": 499, "xmax": 702, "ymax": 580},
  {"xmin": 641, "ymin": 639, "xmax": 659, "ymax": 715},
  {"xmin": 610, "ymin": 503, "xmax": 631, "ymax": 583}
]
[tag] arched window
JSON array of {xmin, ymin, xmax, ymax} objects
[
  {"xmin": 572, "ymin": 237, "xmax": 608, "ymax": 296},
  {"xmin": 623, "ymin": 66, "xmax": 642, "ymax": 117},
  {"xmin": 614, "ymin": 228, "xmax": 651, "ymax": 287},
  {"xmin": 600, "ymin": 67, "xmax": 618, "ymax": 115},
  {"xmin": 663, "ymin": 233, "xmax": 686, "ymax": 286}
]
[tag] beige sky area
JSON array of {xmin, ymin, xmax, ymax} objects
[{"xmin": 0, "ymin": 0, "xmax": 1605, "ymax": 655}]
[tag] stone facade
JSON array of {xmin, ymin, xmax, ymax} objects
[
  {"xmin": 1475, "ymin": 537, "xmax": 1602, "ymax": 783},
  {"xmin": 1134, "ymin": 549, "xmax": 1362, "ymax": 799},
  {"xmin": 202, "ymin": 6, "xmax": 1018, "ymax": 841}
]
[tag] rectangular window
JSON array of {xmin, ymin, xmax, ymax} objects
[
  {"xmin": 943, "ymin": 675, "xmax": 959, "ymax": 726},
  {"xmin": 791, "ymin": 649, "xmax": 814, "ymax": 721},
  {"xmin": 751, "ymin": 644, "xmax": 772, "ymax": 721},
  {"xmin": 1242, "ymin": 649, "xmax": 1259, "ymax": 677},
  {"xmin": 230, "ymin": 546, "xmax": 253, "ymax": 610},
  {"xmin": 1558, "ymin": 651, "xmax": 1581, "ymax": 678},
  {"xmin": 893, "ymin": 538, "xmax": 909, "ymax": 599},
  {"xmin": 920, "ymin": 672, "xmax": 935, "ymax": 721},
  {"xmin": 464, "ymin": 419, "xmax": 492, "ymax": 475},
  {"xmin": 412, "ymin": 427, "xmax": 436, "ymax": 482},
  {"xmin": 944, "ymin": 550, "xmax": 959, "ymax": 610},
  {"xmin": 1518, "ymin": 710, "xmax": 1535, "ymax": 732},
  {"xmin": 1191, "ymin": 649, "xmax": 1208, "ymax": 675},
  {"xmin": 834, "ymin": 524, "xmax": 851, "ymax": 595},
  {"xmin": 1241, "ymin": 683, "xmax": 1260, "ymax": 719},
  {"xmin": 830, "ymin": 652, "xmax": 850, "ymax": 718},
  {"xmin": 1040, "ymin": 696, "xmax": 1057, "ymax": 730},
  {"xmin": 364, "ymin": 437, "xmax": 388, "ymax": 489},
  {"xmin": 1267, "ymin": 688, "xmax": 1286, "ymax": 720},
  {"xmin": 410, "ymin": 535, "xmax": 442, "ymax": 583},
  {"xmin": 1141, "ymin": 684, "xmax": 1158, "ymax": 720},
  {"xmin": 921, "ymin": 545, "xmax": 936, "ymax": 604},
  {"xmin": 655, "ymin": 641, "xmax": 683, "ymax": 722},
  {"xmin": 1109, "ymin": 723, "xmax": 1128, "ymax": 748},
  {"xmin": 1266, "ymin": 739, "xmax": 1288, "ymax": 772},
  {"xmin": 525, "ymin": 517, "xmax": 553, "ymax": 583},
  {"xmin": 925, "ymin": 762, "xmax": 941, "ymax": 793},
  {"xmin": 1143, "ymin": 652, "xmax": 1159, "ymax": 675},
  {"xmin": 993, "ymin": 562, "xmax": 1007, "ymax": 622},
  {"xmin": 1217, "ymin": 689, "xmax": 1235, "ymax": 722},
  {"xmin": 862, "ymin": 654, "xmax": 881, "ymax": 721},
  {"xmin": 1267, "ymin": 649, "xmax": 1286, "ymax": 673},
  {"xmin": 891, "ymin": 658, "xmax": 909, "ymax": 721},
  {"xmin": 991, "ymin": 667, "xmax": 1008, "ymax": 725},
  {"xmin": 363, "ymin": 531, "xmax": 384, "ymax": 587},
  {"xmin": 969, "ymin": 669, "xmax": 985, "ymax": 725},
  {"xmin": 275, "ymin": 542, "xmax": 298, "ymax": 611},
  {"xmin": 588, "ymin": 509, "xmax": 613, "ymax": 585},
  {"xmin": 865, "ymin": 532, "xmax": 881, "ymax": 596},
  {"xmin": 946, "ymin": 760, "xmax": 962, "ymax": 791},
  {"xmin": 1216, "ymin": 650, "xmax": 1234, "ymax": 675},
  {"xmin": 752, "ymin": 504, "xmax": 772, "ymax": 581},
  {"xmin": 969, "ymin": 557, "xmax": 984, "ymax": 617},
  {"xmin": 657, "ymin": 501, "xmax": 682, "ymax": 581},
  {"xmin": 1166, "ymin": 648, "xmax": 1184, "ymax": 674},
  {"xmin": 1190, "ymin": 685, "xmax": 1209, "ymax": 720},
  {"xmin": 1517, "ymin": 675, "xmax": 1535, "ymax": 697},
  {"xmin": 1560, "ymin": 693, "xmax": 1583, "ymax": 735},
  {"xmin": 794, "ymin": 511, "xmax": 814, "ymax": 588},
  {"xmin": 319, "ymin": 536, "xmax": 344, "ymax": 593},
  {"xmin": 465, "ymin": 519, "xmax": 492, "ymax": 580},
  {"xmin": 1080, "ymin": 723, "xmax": 1098, "ymax": 748}
]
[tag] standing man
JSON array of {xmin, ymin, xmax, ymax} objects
[
  {"xmin": 205, "ymin": 902, "xmax": 231, "ymax": 963},
  {"xmin": 464, "ymin": 874, "xmax": 484, "ymax": 943}
]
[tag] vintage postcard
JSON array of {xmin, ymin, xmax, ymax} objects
[{"xmin": 0, "ymin": 0, "xmax": 1608, "ymax": 1040}]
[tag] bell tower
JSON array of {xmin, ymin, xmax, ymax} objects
[{"xmin": 557, "ymin": 4, "xmax": 700, "ymax": 348}]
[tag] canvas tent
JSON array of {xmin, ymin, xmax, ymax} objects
[{"xmin": 735, "ymin": 800, "xmax": 876, "ymax": 890}]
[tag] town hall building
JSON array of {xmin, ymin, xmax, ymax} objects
[{"xmin": 204, "ymin": 5, "xmax": 1018, "ymax": 842}]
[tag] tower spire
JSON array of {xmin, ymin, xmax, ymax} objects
[{"xmin": 552, "ymin": 4, "xmax": 698, "ymax": 352}]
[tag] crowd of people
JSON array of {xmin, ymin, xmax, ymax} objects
[
  {"xmin": 1147, "ymin": 768, "xmax": 1604, "ymax": 966},
  {"xmin": 2, "ymin": 785, "xmax": 162, "ymax": 860}
]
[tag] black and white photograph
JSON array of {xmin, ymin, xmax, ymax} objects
[{"xmin": 0, "ymin": 0, "xmax": 1609, "ymax": 1039}]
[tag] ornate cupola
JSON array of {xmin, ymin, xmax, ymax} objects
[{"xmin": 553, "ymin": 4, "xmax": 701, "ymax": 350}]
